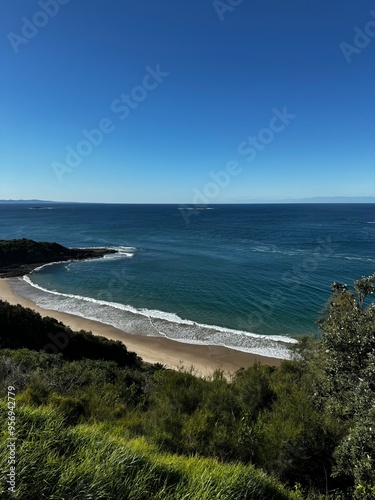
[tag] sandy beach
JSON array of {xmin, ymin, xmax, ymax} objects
[{"xmin": 0, "ymin": 278, "xmax": 282, "ymax": 377}]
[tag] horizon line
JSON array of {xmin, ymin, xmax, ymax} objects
[{"xmin": 1, "ymin": 198, "xmax": 375, "ymax": 205}]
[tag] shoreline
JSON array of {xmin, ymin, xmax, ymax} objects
[{"xmin": 0, "ymin": 278, "xmax": 283, "ymax": 377}]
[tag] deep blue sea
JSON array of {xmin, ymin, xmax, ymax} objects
[{"xmin": 1, "ymin": 203, "xmax": 374, "ymax": 358}]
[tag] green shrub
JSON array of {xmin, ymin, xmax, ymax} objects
[{"xmin": 0, "ymin": 402, "xmax": 296, "ymax": 499}]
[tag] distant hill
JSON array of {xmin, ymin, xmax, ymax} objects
[
  {"xmin": 1, "ymin": 197, "xmax": 374, "ymax": 205},
  {"xmin": 0, "ymin": 238, "xmax": 116, "ymax": 277},
  {"xmin": 0, "ymin": 199, "xmax": 56, "ymax": 203},
  {"xmin": 233, "ymin": 196, "xmax": 375, "ymax": 204},
  {"xmin": 282, "ymin": 196, "xmax": 375, "ymax": 203}
]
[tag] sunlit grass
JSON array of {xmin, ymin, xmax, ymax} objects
[{"xmin": 0, "ymin": 402, "xmax": 298, "ymax": 499}]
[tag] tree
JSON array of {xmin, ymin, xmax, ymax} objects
[
  {"xmin": 318, "ymin": 274, "xmax": 375, "ymax": 499},
  {"xmin": 354, "ymin": 273, "xmax": 375, "ymax": 309}
]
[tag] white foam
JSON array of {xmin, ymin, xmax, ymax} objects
[
  {"xmin": 27, "ymin": 246, "xmax": 137, "ymax": 275},
  {"xmin": 342, "ymin": 256, "xmax": 375, "ymax": 263},
  {"xmin": 139, "ymin": 307, "xmax": 196, "ymax": 325},
  {"xmin": 75, "ymin": 246, "xmax": 136, "ymax": 260},
  {"xmin": 31, "ymin": 260, "xmax": 73, "ymax": 273},
  {"xmin": 103, "ymin": 246, "xmax": 136, "ymax": 259},
  {"xmin": 18, "ymin": 273, "xmax": 296, "ymax": 360},
  {"xmin": 178, "ymin": 207, "xmax": 214, "ymax": 210}
]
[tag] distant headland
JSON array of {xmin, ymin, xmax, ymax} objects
[{"xmin": 0, "ymin": 238, "xmax": 116, "ymax": 278}]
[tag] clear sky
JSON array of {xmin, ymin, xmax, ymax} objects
[{"xmin": 1, "ymin": 0, "xmax": 374, "ymax": 203}]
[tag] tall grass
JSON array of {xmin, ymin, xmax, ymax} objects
[{"xmin": 0, "ymin": 402, "xmax": 298, "ymax": 499}]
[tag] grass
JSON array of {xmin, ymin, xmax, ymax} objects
[{"xmin": 0, "ymin": 401, "xmax": 299, "ymax": 499}]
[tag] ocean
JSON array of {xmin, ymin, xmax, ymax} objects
[{"xmin": 1, "ymin": 203, "xmax": 374, "ymax": 359}]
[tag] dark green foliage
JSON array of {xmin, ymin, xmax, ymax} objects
[
  {"xmin": 0, "ymin": 238, "xmax": 75, "ymax": 267},
  {"xmin": 0, "ymin": 344, "xmax": 344, "ymax": 497},
  {"xmin": 318, "ymin": 275, "xmax": 375, "ymax": 498},
  {"xmin": 0, "ymin": 272, "xmax": 374, "ymax": 498},
  {"xmin": 50, "ymin": 394, "xmax": 89, "ymax": 425},
  {"xmin": 0, "ymin": 238, "xmax": 115, "ymax": 276},
  {"xmin": 318, "ymin": 289, "xmax": 375, "ymax": 400},
  {"xmin": 354, "ymin": 272, "xmax": 375, "ymax": 308},
  {"xmin": 0, "ymin": 300, "xmax": 140, "ymax": 367},
  {"xmin": 0, "ymin": 402, "xmax": 295, "ymax": 499},
  {"xmin": 233, "ymin": 363, "xmax": 276, "ymax": 417}
]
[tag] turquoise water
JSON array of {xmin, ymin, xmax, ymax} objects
[{"xmin": 1, "ymin": 203, "xmax": 374, "ymax": 358}]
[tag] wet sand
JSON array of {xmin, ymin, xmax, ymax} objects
[{"xmin": 0, "ymin": 278, "xmax": 282, "ymax": 377}]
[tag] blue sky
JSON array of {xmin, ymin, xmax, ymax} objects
[{"xmin": 0, "ymin": 0, "xmax": 374, "ymax": 203}]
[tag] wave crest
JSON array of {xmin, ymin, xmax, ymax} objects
[{"xmin": 14, "ymin": 275, "xmax": 296, "ymax": 360}]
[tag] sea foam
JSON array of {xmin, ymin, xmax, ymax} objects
[{"xmin": 11, "ymin": 270, "xmax": 297, "ymax": 360}]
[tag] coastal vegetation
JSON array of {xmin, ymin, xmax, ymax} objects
[
  {"xmin": 0, "ymin": 300, "xmax": 140, "ymax": 367},
  {"xmin": 0, "ymin": 272, "xmax": 374, "ymax": 498},
  {"xmin": 0, "ymin": 238, "xmax": 116, "ymax": 277}
]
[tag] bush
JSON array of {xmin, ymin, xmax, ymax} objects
[
  {"xmin": 0, "ymin": 300, "xmax": 141, "ymax": 367},
  {"xmin": 0, "ymin": 402, "xmax": 296, "ymax": 499}
]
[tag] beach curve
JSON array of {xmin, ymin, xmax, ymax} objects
[{"xmin": 0, "ymin": 278, "xmax": 283, "ymax": 377}]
